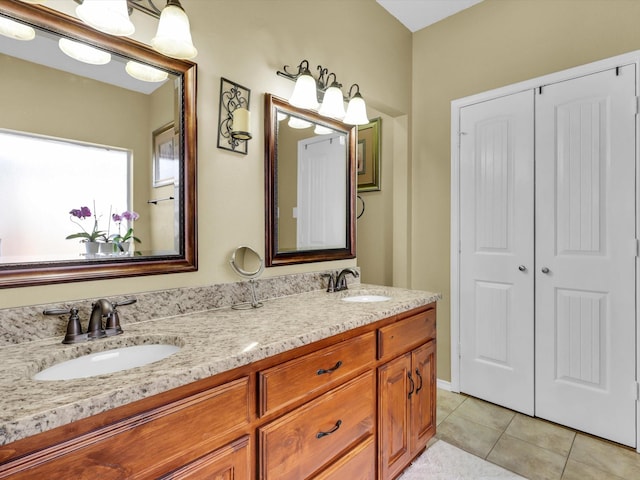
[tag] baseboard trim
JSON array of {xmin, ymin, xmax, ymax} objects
[{"xmin": 437, "ymin": 379, "xmax": 452, "ymax": 391}]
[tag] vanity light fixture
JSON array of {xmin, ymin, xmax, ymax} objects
[
  {"xmin": 217, "ymin": 77, "xmax": 252, "ymax": 154},
  {"xmin": 76, "ymin": 0, "xmax": 135, "ymax": 36},
  {"xmin": 72, "ymin": 0, "xmax": 197, "ymax": 60},
  {"xmin": 318, "ymin": 74, "xmax": 346, "ymax": 120},
  {"xmin": 287, "ymin": 60, "xmax": 319, "ymax": 110},
  {"xmin": 343, "ymin": 84, "xmax": 370, "ymax": 126},
  {"xmin": 277, "ymin": 59, "xmax": 369, "ymax": 125}
]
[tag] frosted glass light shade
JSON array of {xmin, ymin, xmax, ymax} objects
[
  {"xmin": 288, "ymin": 117, "xmax": 312, "ymax": 129},
  {"xmin": 76, "ymin": 0, "xmax": 134, "ymax": 36},
  {"xmin": 151, "ymin": 4, "xmax": 197, "ymax": 59},
  {"xmin": 125, "ymin": 61, "xmax": 169, "ymax": 82},
  {"xmin": 318, "ymin": 85, "xmax": 345, "ymax": 119},
  {"xmin": 314, "ymin": 124, "xmax": 333, "ymax": 135},
  {"xmin": 343, "ymin": 94, "xmax": 369, "ymax": 125},
  {"xmin": 59, "ymin": 38, "xmax": 111, "ymax": 65},
  {"xmin": 289, "ymin": 74, "xmax": 318, "ymax": 110},
  {"xmin": 0, "ymin": 17, "xmax": 35, "ymax": 41}
]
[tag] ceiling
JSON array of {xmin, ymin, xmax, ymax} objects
[{"xmin": 376, "ymin": 0, "xmax": 484, "ymax": 32}]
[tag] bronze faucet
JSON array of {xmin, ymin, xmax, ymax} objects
[
  {"xmin": 335, "ymin": 268, "xmax": 359, "ymax": 291},
  {"xmin": 323, "ymin": 268, "xmax": 359, "ymax": 292},
  {"xmin": 43, "ymin": 298, "xmax": 136, "ymax": 344}
]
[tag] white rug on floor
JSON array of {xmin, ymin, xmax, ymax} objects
[{"xmin": 397, "ymin": 440, "xmax": 526, "ymax": 480}]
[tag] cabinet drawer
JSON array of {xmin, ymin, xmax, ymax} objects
[
  {"xmin": 259, "ymin": 332, "xmax": 375, "ymax": 416},
  {"xmin": 311, "ymin": 436, "xmax": 375, "ymax": 480},
  {"xmin": 159, "ymin": 435, "xmax": 250, "ymax": 479},
  {"xmin": 1, "ymin": 377, "xmax": 251, "ymax": 479},
  {"xmin": 378, "ymin": 306, "xmax": 436, "ymax": 361},
  {"xmin": 259, "ymin": 371, "xmax": 375, "ymax": 480}
]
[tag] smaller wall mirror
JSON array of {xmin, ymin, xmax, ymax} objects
[
  {"xmin": 264, "ymin": 94, "xmax": 356, "ymax": 266},
  {"xmin": 229, "ymin": 245, "xmax": 264, "ymax": 309}
]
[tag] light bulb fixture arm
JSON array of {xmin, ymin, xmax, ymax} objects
[
  {"xmin": 277, "ymin": 59, "xmax": 312, "ymax": 81},
  {"xmin": 348, "ymin": 83, "xmax": 362, "ymax": 99}
]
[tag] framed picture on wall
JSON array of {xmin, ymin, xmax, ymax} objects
[
  {"xmin": 152, "ymin": 122, "xmax": 178, "ymax": 187},
  {"xmin": 357, "ymin": 117, "xmax": 381, "ymax": 192}
]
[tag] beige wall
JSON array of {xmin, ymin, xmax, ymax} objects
[
  {"xmin": 411, "ymin": 0, "xmax": 640, "ymax": 381},
  {"xmin": 0, "ymin": 0, "xmax": 411, "ymax": 307}
]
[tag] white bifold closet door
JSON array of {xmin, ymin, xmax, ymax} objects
[
  {"xmin": 459, "ymin": 90, "xmax": 535, "ymax": 415},
  {"xmin": 535, "ymin": 65, "xmax": 636, "ymax": 447},
  {"xmin": 459, "ymin": 65, "xmax": 636, "ymax": 447}
]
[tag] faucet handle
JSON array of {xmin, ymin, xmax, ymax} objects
[
  {"xmin": 43, "ymin": 307, "xmax": 74, "ymax": 316},
  {"xmin": 104, "ymin": 298, "xmax": 135, "ymax": 336},
  {"xmin": 43, "ymin": 307, "xmax": 87, "ymax": 344},
  {"xmin": 113, "ymin": 297, "xmax": 137, "ymax": 308},
  {"xmin": 322, "ymin": 272, "xmax": 336, "ymax": 293}
]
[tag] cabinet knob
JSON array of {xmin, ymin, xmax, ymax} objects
[
  {"xmin": 518, "ymin": 265, "xmax": 527, "ymax": 272},
  {"xmin": 541, "ymin": 267, "xmax": 550, "ymax": 274}
]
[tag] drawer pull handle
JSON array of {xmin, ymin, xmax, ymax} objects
[
  {"xmin": 316, "ymin": 420, "xmax": 342, "ymax": 439},
  {"xmin": 415, "ymin": 368, "xmax": 423, "ymax": 394},
  {"xmin": 408, "ymin": 372, "xmax": 415, "ymax": 399},
  {"xmin": 317, "ymin": 360, "xmax": 343, "ymax": 375}
]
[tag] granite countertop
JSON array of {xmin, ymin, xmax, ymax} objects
[{"xmin": 0, "ymin": 284, "xmax": 440, "ymax": 446}]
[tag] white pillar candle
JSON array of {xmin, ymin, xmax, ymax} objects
[{"xmin": 231, "ymin": 108, "xmax": 252, "ymax": 140}]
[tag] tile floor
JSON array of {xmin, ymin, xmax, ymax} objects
[{"xmin": 401, "ymin": 389, "xmax": 640, "ymax": 480}]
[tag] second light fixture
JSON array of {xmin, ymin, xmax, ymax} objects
[{"xmin": 277, "ymin": 60, "xmax": 369, "ymax": 125}]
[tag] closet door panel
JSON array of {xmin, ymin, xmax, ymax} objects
[
  {"xmin": 535, "ymin": 65, "xmax": 636, "ymax": 447},
  {"xmin": 458, "ymin": 90, "xmax": 535, "ymax": 415}
]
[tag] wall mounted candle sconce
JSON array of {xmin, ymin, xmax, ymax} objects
[
  {"xmin": 217, "ymin": 77, "xmax": 252, "ymax": 155},
  {"xmin": 276, "ymin": 59, "xmax": 369, "ymax": 125}
]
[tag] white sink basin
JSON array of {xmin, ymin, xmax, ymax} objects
[
  {"xmin": 33, "ymin": 344, "xmax": 181, "ymax": 381},
  {"xmin": 342, "ymin": 294, "xmax": 391, "ymax": 303}
]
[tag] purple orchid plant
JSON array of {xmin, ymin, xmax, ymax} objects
[
  {"xmin": 110, "ymin": 210, "xmax": 141, "ymax": 248},
  {"xmin": 66, "ymin": 203, "xmax": 105, "ymax": 243}
]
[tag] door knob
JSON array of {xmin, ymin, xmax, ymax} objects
[
  {"xmin": 518, "ymin": 265, "xmax": 527, "ymax": 272},
  {"xmin": 541, "ymin": 267, "xmax": 550, "ymax": 274}
]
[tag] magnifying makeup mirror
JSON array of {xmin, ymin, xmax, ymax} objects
[{"xmin": 229, "ymin": 246, "xmax": 264, "ymax": 309}]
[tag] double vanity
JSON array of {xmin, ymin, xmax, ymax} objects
[{"xmin": 0, "ymin": 280, "xmax": 439, "ymax": 479}]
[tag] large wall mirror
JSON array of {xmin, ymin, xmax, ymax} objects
[
  {"xmin": 0, "ymin": 1, "xmax": 197, "ymax": 288},
  {"xmin": 264, "ymin": 94, "xmax": 356, "ymax": 266}
]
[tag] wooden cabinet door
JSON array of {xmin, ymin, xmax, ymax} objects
[
  {"xmin": 410, "ymin": 341, "xmax": 436, "ymax": 455},
  {"xmin": 160, "ymin": 436, "xmax": 250, "ymax": 480},
  {"xmin": 378, "ymin": 353, "xmax": 411, "ymax": 480}
]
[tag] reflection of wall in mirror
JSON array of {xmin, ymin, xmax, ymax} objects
[
  {"xmin": 277, "ymin": 120, "xmax": 312, "ymax": 252},
  {"xmin": 0, "ymin": 53, "xmax": 176, "ymax": 257},
  {"xmin": 149, "ymin": 80, "xmax": 178, "ymax": 253}
]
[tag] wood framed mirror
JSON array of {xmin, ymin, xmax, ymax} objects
[
  {"xmin": 0, "ymin": 1, "xmax": 197, "ymax": 288},
  {"xmin": 264, "ymin": 94, "xmax": 356, "ymax": 266}
]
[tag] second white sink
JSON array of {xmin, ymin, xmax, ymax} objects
[
  {"xmin": 342, "ymin": 294, "xmax": 391, "ymax": 303},
  {"xmin": 33, "ymin": 344, "xmax": 181, "ymax": 381}
]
